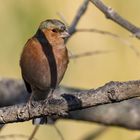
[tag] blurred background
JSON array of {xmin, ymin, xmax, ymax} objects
[{"xmin": 0, "ymin": 0, "xmax": 140, "ymax": 139}]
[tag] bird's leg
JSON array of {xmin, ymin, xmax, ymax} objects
[
  {"xmin": 26, "ymin": 92, "xmax": 38, "ymax": 119},
  {"xmin": 31, "ymin": 89, "xmax": 54, "ymax": 124},
  {"xmin": 47, "ymin": 88, "xmax": 55, "ymax": 100},
  {"xmin": 42, "ymin": 88, "xmax": 56, "ymax": 124},
  {"xmin": 26, "ymin": 96, "xmax": 32, "ymax": 119}
]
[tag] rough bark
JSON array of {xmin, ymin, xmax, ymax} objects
[{"xmin": 0, "ymin": 78, "xmax": 140, "ymax": 130}]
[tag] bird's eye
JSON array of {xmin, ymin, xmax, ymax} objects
[{"xmin": 52, "ymin": 29, "xmax": 58, "ymax": 33}]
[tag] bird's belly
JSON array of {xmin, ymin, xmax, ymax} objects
[
  {"xmin": 23, "ymin": 59, "xmax": 51, "ymax": 90},
  {"xmin": 25, "ymin": 57, "xmax": 68, "ymax": 90}
]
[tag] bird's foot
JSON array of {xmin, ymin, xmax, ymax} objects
[
  {"xmin": 26, "ymin": 100, "xmax": 32, "ymax": 118},
  {"xmin": 47, "ymin": 92, "xmax": 53, "ymax": 100}
]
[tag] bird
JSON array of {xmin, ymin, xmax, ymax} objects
[{"xmin": 20, "ymin": 19, "xmax": 69, "ymax": 124}]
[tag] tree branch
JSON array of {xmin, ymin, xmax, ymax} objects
[
  {"xmin": 66, "ymin": 0, "xmax": 140, "ymax": 56},
  {"xmin": 69, "ymin": 50, "xmax": 112, "ymax": 59},
  {"xmin": 76, "ymin": 28, "xmax": 140, "ymax": 56},
  {"xmin": 90, "ymin": 0, "xmax": 140, "ymax": 39},
  {"xmin": 69, "ymin": 98, "xmax": 140, "ymax": 130},
  {"xmin": 28, "ymin": 126, "xmax": 39, "ymax": 140},
  {"xmin": 67, "ymin": 0, "xmax": 89, "ymax": 41},
  {"xmin": 0, "ymin": 79, "xmax": 140, "ymax": 128},
  {"xmin": 0, "ymin": 134, "xmax": 37, "ymax": 140}
]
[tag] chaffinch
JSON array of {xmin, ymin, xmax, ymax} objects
[{"xmin": 20, "ymin": 19, "xmax": 69, "ymax": 124}]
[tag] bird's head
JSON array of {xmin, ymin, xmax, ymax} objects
[{"xmin": 39, "ymin": 19, "xmax": 69, "ymax": 39}]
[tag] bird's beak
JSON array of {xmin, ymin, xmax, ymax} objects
[{"xmin": 60, "ymin": 31, "xmax": 70, "ymax": 39}]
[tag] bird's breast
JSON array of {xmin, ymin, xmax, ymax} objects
[{"xmin": 53, "ymin": 47, "xmax": 69, "ymax": 85}]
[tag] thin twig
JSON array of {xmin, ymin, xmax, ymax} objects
[
  {"xmin": 28, "ymin": 126, "xmax": 39, "ymax": 140},
  {"xmin": 0, "ymin": 134, "xmax": 37, "ymax": 140},
  {"xmin": 54, "ymin": 124, "xmax": 64, "ymax": 140},
  {"xmin": 76, "ymin": 28, "xmax": 140, "ymax": 56},
  {"xmin": 90, "ymin": 0, "xmax": 140, "ymax": 39},
  {"xmin": 67, "ymin": 0, "xmax": 89, "ymax": 42},
  {"xmin": 69, "ymin": 50, "xmax": 112, "ymax": 59}
]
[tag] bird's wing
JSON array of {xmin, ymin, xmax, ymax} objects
[{"xmin": 22, "ymin": 77, "xmax": 32, "ymax": 93}]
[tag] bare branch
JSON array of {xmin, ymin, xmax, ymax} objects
[
  {"xmin": 67, "ymin": 0, "xmax": 89, "ymax": 39},
  {"xmin": 53, "ymin": 124, "xmax": 64, "ymax": 140},
  {"xmin": 0, "ymin": 80, "xmax": 140, "ymax": 127},
  {"xmin": 69, "ymin": 98, "xmax": 140, "ymax": 130},
  {"xmin": 76, "ymin": 28, "xmax": 140, "ymax": 56},
  {"xmin": 0, "ymin": 134, "xmax": 37, "ymax": 140},
  {"xmin": 0, "ymin": 78, "xmax": 140, "ymax": 129},
  {"xmin": 69, "ymin": 50, "xmax": 112, "ymax": 59},
  {"xmin": 90, "ymin": 0, "xmax": 140, "ymax": 39},
  {"xmin": 28, "ymin": 126, "xmax": 39, "ymax": 140}
]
